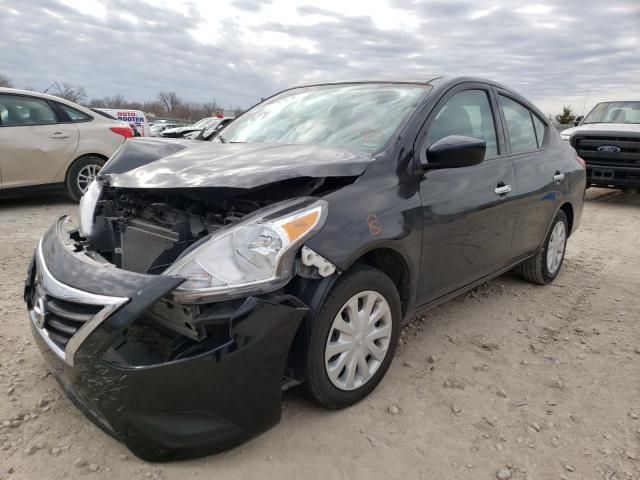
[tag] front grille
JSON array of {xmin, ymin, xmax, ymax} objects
[
  {"xmin": 31, "ymin": 238, "xmax": 129, "ymax": 366},
  {"xmin": 39, "ymin": 294, "xmax": 103, "ymax": 350},
  {"xmin": 573, "ymin": 134, "xmax": 640, "ymax": 167}
]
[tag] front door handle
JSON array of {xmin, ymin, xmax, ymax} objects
[
  {"xmin": 494, "ymin": 184, "xmax": 512, "ymax": 195},
  {"xmin": 50, "ymin": 132, "xmax": 69, "ymax": 139},
  {"xmin": 553, "ymin": 171, "xmax": 565, "ymax": 182}
]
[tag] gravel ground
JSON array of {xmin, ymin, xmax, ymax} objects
[{"xmin": 0, "ymin": 188, "xmax": 639, "ymax": 480}]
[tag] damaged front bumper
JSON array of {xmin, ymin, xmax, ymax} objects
[{"xmin": 25, "ymin": 217, "xmax": 307, "ymax": 461}]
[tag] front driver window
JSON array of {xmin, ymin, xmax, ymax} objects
[
  {"xmin": 427, "ymin": 89, "xmax": 498, "ymax": 157},
  {"xmin": 0, "ymin": 94, "xmax": 57, "ymax": 126}
]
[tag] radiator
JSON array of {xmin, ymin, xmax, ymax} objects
[{"xmin": 121, "ymin": 219, "xmax": 179, "ymax": 274}]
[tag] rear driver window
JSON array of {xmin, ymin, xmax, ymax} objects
[{"xmin": 499, "ymin": 95, "xmax": 538, "ymax": 153}]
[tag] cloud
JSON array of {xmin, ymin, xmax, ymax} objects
[
  {"xmin": 1, "ymin": 0, "xmax": 638, "ymax": 115},
  {"xmin": 230, "ymin": 0, "xmax": 272, "ymax": 12}
]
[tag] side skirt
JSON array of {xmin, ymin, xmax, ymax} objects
[{"xmin": 413, "ymin": 257, "xmax": 533, "ymax": 316}]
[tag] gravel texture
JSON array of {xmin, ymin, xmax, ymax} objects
[{"xmin": 0, "ymin": 188, "xmax": 639, "ymax": 480}]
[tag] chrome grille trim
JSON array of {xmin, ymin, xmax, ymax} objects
[{"xmin": 30, "ymin": 239, "xmax": 128, "ymax": 367}]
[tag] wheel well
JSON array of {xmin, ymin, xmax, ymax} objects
[
  {"xmin": 74, "ymin": 153, "xmax": 109, "ymax": 163},
  {"xmin": 284, "ymin": 249, "xmax": 411, "ymax": 385},
  {"xmin": 560, "ymin": 202, "xmax": 574, "ymax": 236},
  {"xmin": 356, "ymin": 248, "xmax": 410, "ymax": 317}
]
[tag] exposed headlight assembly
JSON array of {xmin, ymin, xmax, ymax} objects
[
  {"xmin": 78, "ymin": 180, "xmax": 103, "ymax": 238},
  {"xmin": 164, "ymin": 198, "xmax": 328, "ymax": 303},
  {"xmin": 561, "ymin": 134, "xmax": 571, "ymax": 142}
]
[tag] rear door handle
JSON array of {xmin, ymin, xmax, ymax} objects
[
  {"xmin": 553, "ymin": 172, "xmax": 565, "ymax": 182},
  {"xmin": 494, "ymin": 184, "xmax": 512, "ymax": 195},
  {"xmin": 50, "ymin": 132, "xmax": 69, "ymax": 139}
]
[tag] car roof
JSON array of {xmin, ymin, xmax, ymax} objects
[
  {"xmin": 287, "ymin": 76, "xmax": 512, "ymax": 91},
  {"xmin": 0, "ymin": 86, "xmax": 103, "ymax": 118}
]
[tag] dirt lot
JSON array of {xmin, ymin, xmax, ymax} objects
[{"xmin": 0, "ymin": 188, "xmax": 639, "ymax": 480}]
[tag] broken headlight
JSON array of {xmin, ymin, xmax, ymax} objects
[
  {"xmin": 164, "ymin": 198, "xmax": 328, "ymax": 302},
  {"xmin": 78, "ymin": 180, "xmax": 103, "ymax": 238}
]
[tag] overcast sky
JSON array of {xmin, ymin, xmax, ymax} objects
[{"xmin": 1, "ymin": 0, "xmax": 638, "ymax": 116}]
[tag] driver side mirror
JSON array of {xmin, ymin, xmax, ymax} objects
[
  {"xmin": 419, "ymin": 135, "xmax": 486, "ymax": 171},
  {"xmin": 573, "ymin": 115, "xmax": 584, "ymax": 127}
]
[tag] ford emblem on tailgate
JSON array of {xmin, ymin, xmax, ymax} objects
[{"xmin": 598, "ymin": 145, "xmax": 621, "ymax": 154}]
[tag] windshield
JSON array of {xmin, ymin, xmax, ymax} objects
[
  {"xmin": 217, "ymin": 83, "xmax": 430, "ymax": 155},
  {"xmin": 583, "ymin": 101, "xmax": 640, "ymax": 124}
]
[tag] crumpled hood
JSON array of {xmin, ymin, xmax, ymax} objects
[
  {"xmin": 561, "ymin": 123, "xmax": 640, "ymax": 136},
  {"xmin": 103, "ymin": 139, "xmax": 372, "ymax": 189}
]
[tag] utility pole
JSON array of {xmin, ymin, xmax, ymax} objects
[{"xmin": 581, "ymin": 84, "xmax": 591, "ymax": 116}]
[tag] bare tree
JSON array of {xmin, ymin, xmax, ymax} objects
[
  {"xmin": 157, "ymin": 91, "xmax": 181, "ymax": 112},
  {"xmin": 108, "ymin": 94, "xmax": 127, "ymax": 107},
  {"xmin": 76, "ymin": 91, "xmax": 246, "ymax": 122},
  {"xmin": 53, "ymin": 82, "xmax": 87, "ymax": 103},
  {"xmin": 0, "ymin": 73, "xmax": 13, "ymax": 88},
  {"xmin": 88, "ymin": 98, "xmax": 107, "ymax": 108},
  {"xmin": 201, "ymin": 100, "xmax": 219, "ymax": 116}
]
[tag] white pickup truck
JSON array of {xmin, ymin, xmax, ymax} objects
[{"xmin": 561, "ymin": 101, "xmax": 640, "ymax": 191}]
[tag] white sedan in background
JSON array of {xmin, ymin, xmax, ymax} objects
[
  {"xmin": 0, "ymin": 88, "xmax": 133, "ymax": 201},
  {"xmin": 149, "ymin": 122, "xmax": 185, "ymax": 137},
  {"xmin": 161, "ymin": 116, "xmax": 233, "ymax": 138}
]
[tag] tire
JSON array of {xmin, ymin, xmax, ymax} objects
[
  {"xmin": 521, "ymin": 210, "xmax": 568, "ymax": 285},
  {"xmin": 306, "ymin": 264, "xmax": 401, "ymax": 409},
  {"xmin": 64, "ymin": 156, "xmax": 105, "ymax": 202}
]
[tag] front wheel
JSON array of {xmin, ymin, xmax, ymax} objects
[
  {"xmin": 521, "ymin": 210, "xmax": 568, "ymax": 285},
  {"xmin": 306, "ymin": 265, "xmax": 401, "ymax": 409},
  {"xmin": 65, "ymin": 156, "xmax": 105, "ymax": 202}
]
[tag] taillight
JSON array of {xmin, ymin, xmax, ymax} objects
[
  {"xmin": 110, "ymin": 126, "xmax": 133, "ymax": 139},
  {"xmin": 576, "ymin": 155, "xmax": 586, "ymax": 168}
]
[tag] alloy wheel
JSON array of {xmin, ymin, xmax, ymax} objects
[
  {"xmin": 76, "ymin": 164, "xmax": 101, "ymax": 194},
  {"xmin": 324, "ymin": 290, "xmax": 393, "ymax": 391}
]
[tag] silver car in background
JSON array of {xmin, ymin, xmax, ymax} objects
[{"xmin": 0, "ymin": 88, "xmax": 133, "ymax": 201}]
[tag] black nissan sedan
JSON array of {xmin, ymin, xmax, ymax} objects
[{"xmin": 25, "ymin": 77, "xmax": 586, "ymax": 461}]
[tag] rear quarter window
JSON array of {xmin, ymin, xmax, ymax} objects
[
  {"xmin": 59, "ymin": 104, "xmax": 92, "ymax": 122},
  {"xmin": 532, "ymin": 115, "xmax": 547, "ymax": 148}
]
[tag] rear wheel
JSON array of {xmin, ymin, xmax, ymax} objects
[
  {"xmin": 306, "ymin": 265, "xmax": 401, "ymax": 409},
  {"xmin": 65, "ymin": 156, "xmax": 105, "ymax": 202},
  {"xmin": 521, "ymin": 210, "xmax": 568, "ymax": 285}
]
